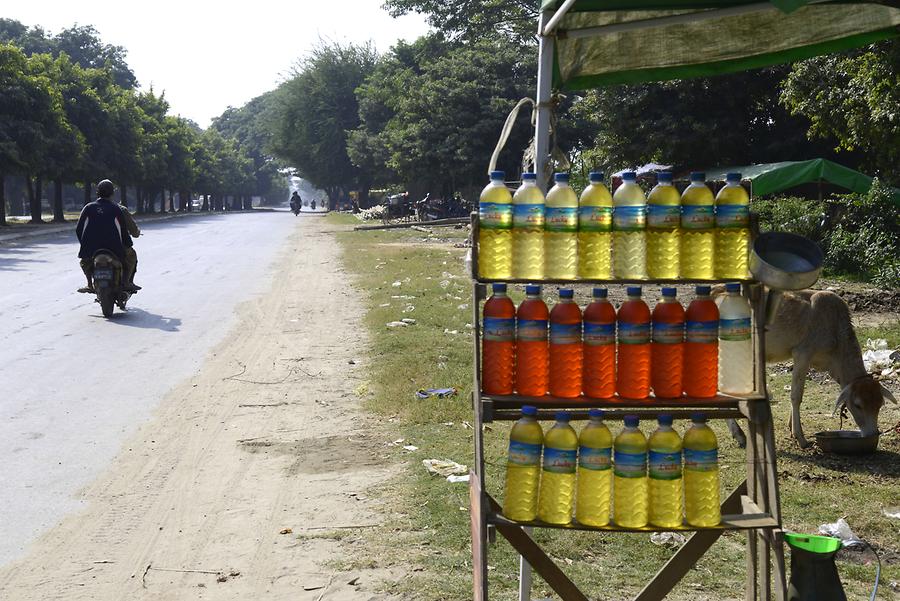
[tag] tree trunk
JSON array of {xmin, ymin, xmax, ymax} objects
[
  {"xmin": 146, "ymin": 189, "xmax": 155, "ymax": 213},
  {"xmin": 53, "ymin": 178, "xmax": 65, "ymax": 222},
  {"xmin": 25, "ymin": 176, "xmax": 36, "ymax": 222},
  {"xmin": 30, "ymin": 177, "xmax": 43, "ymax": 224},
  {"xmin": 202, "ymin": 194, "xmax": 209, "ymax": 211},
  {"xmin": 119, "ymin": 184, "xmax": 127, "ymax": 210},
  {"xmin": 84, "ymin": 181, "xmax": 92, "ymax": 206},
  {"xmin": 185, "ymin": 190, "xmax": 192, "ymax": 212},
  {"xmin": 0, "ymin": 174, "xmax": 6, "ymax": 226}
]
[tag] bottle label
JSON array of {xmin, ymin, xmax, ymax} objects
[
  {"xmin": 544, "ymin": 207, "xmax": 578, "ymax": 233},
  {"xmin": 517, "ymin": 319, "xmax": 548, "ymax": 342},
  {"xmin": 612, "ymin": 206, "xmax": 647, "ymax": 232},
  {"xmin": 649, "ymin": 450, "xmax": 683, "ymax": 480},
  {"xmin": 686, "ymin": 320, "xmax": 718, "ymax": 344},
  {"xmin": 684, "ymin": 448, "xmax": 718, "ymax": 472},
  {"xmin": 614, "ymin": 450, "xmax": 647, "ymax": 478},
  {"xmin": 618, "ymin": 322, "xmax": 650, "ymax": 344},
  {"xmin": 543, "ymin": 447, "xmax": 577, "ymax": 474},
  {"xmin": 652, "ymin": 321, "xmax": 684, "ymax": 344},
  {"xmin": 550, "ymin": 322, "xmax": 580, "ymax": 345},
  {"xmin": 479, "ymin": 202, "xmax": 512, "ymax": 230},
  {"xmin": 579, "ymin": 445, "xmax": 612, "ymax": 471},
  {"xmin": 483, "ymin": 317, "xmax": 514, "ymax": 342},
  {"xmin": 513, "ymin": 204, "xmax": 545, "ymax": 230},
  {"xmin": 579, "ymin": 206, "xmax": 613, "ymax": 232},
  {"xmin": 583, "ymin": 321, "xmax": 615, "ymax": 346},
  {"xmin": 719, "ymin": 317, "xmax": 751, "ymax": 341},
  {"xmin": 716, "ymin": 204, "xmax": 750, "ymax": 228},
  {"xmin": 508, "ymin": 440, "xmax": 542, "ymax": 467},
  {"xmin": 681, "ymin": 205, "xmax": 715, "ymax": 230},
  {"xmin": 647, "ymin": 204, "xmax": 681, "ymax": 229}
]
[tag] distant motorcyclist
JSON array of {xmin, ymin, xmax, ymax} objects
[
  {"xmin": 290, "ymin": 191, "xmax": 301, "ymax": 213},
  {"xmin": 75, "ymin": 179, "xmax": 138, "ymax": 293}
]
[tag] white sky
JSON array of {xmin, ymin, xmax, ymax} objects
[{"xmin": 6, "ymin": 1, "xmax": 431, "ymax": 127}]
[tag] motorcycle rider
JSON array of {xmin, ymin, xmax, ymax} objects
[
  {"xmin": 290, "ymin": 191, "xmax": 301, "ymax": 213},
  {"xmin": 75, "ymin": 179, "xmax": 139, "ymax": 293}
]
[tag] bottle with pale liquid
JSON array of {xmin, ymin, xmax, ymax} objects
[
  {"xmin": 646, "ymin": 172, "xmax": 681, "ymax": 279},
  {"xmin": 649, "ymin": 414, "xmax": 684, "ymax": 528},
  {"xmin": 537, "ymin": 412, "xmax": 578, "ymax": 525},
  {"xmin": 715, "ymin": 172, "xmax": 751, "ymax": 279},
  {"xmin": 717, "ymin": 283, "xmax": 753, "ymax": 395},
  {"xmin": 612, "ymin": 171, "xmax": 647, "ymax": 279},
  {"xmin": 578, "ymin": 171, "xmax": 613, "ymax": 279},
  {"xmin": 478, "ymin": 170, "xmax": 512, "ymax": 279},
  {"xmin": 680, "ymin": 172, "xmax": 715, "ymax": 280},
  {"xmin": 683, "ymin": 413, "xmax": 721, "ymax": 527},
  {"xmin": 575, "ymin": 409, "xmax": 612, "ymax": 527},
  {"xmin": 613, "ymin": 415, "xmax": 649, "ymax": 528},
  {"xmin": 503, "ymin": 405, "xmax": 544, "ymax": 522},
  {"xmin": 512, "ymin": 172, "xmax": 545, "ymax": 279},
  {"xmin": 544, "ymin": 173, "xmax": 578, "ymax": 279}
]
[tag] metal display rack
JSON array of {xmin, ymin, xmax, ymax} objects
[{"xmin": 468, "ymin": 216, "xmax": 788, "ymax": 600}]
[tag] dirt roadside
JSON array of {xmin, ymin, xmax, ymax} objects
[{"xmin": 0, "ymin": 218, "xmax": 403, "ymax": 600}]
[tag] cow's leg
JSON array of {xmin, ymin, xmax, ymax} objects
[{"xmin": 790, "ymin": 354, "xmax": 812, "ymax": 448}]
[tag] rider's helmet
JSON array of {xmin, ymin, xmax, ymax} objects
[{"xmin": 97, "ymin": 179, "xmax": 115, "ymax": 198}]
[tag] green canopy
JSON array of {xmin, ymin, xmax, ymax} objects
[
  {"xmin": 538, "ymin": 1, "xmax": 900, "ymax": 89},
  {"xmin": 702, "ymin": 158, "xmax": 890, "ymax": 197}
]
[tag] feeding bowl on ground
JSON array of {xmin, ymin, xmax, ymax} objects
[{"xmin": 815, "ymin": 430, "xmax": 880, "ymax": 454}]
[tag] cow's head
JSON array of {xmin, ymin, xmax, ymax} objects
[{"xmin": 834, "ymin": 376, "xmax": 897, "ymax": 436}]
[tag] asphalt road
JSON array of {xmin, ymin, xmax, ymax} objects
[{"xmin": 0, "ymin": 211, "xmax": 297, "ymax": 565}]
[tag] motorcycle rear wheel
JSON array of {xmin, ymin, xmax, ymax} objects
[{"xmin": 98, "ymin": 287, "xmax": 115, "ymax": 317}]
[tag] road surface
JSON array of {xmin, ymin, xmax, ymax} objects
[{"xmin": 0, "ymin": 211, "xmax": 295, "ymax": 564}]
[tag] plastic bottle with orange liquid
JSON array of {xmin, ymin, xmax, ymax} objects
[
  {"xmin": 617, "ymin": 287, "xmax": 651, "ymax": 399},
  {"xmin": 482, "ymin": 283, "xmax": 515, "ymax": 395},
  {"xmin": 549, "ymin": 289, "xmax": 583, "ymax": 398},
  {"xmin": 683, "ymin": 286, "xmax": 719, "ymax": 398},
  {"xmin": 651, "ymin": 288, "xmax": 684, "ymax": 399},
  {"xmin": 515, "ymin": 285, "xmax": 549, "ymax": 397},
  {"xmin": 582, "ymin": 288, "xmax": 616, "ymax": 399}
]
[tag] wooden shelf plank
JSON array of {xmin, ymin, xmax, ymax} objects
[{"xmin": 487, "ymin": 511, "xmax": 779, "ymax": 533}]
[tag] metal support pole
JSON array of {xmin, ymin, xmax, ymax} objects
[{"xmin": 535, "ymin": 10, "xmax": 555, "ymax": 193}]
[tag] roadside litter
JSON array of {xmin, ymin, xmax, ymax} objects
[
  {"xmin": 819, "ymin": 518, "xmax": 858, "ymax": 543},
  {"xmin": 447, "ymin": 474, "xmax": 470, "ymax": 484},
  {"xmin": 863, "ymin": 339, "xmax": 899, "ymax": 381},
  {"xmin": 422, "ymin": 459, "xmax": 468, "ymax": 478},
  {"xmin": 650, "ymin": 532, "xmax": 687, "ymax": 548},
  {"xmin": 416, "ymin": 388, "xmax": 458, "ymax": 400}
]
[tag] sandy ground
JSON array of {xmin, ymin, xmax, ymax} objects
[{"xmin": 0, "ymin": 219, "xmax": 401, "ymax": 600}]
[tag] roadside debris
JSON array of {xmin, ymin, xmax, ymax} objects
[
  {"xmin": 422, "ymin": 459, "xmax": 468, "ymax": 477},
  {"xmin": 882, "ymin": 507, "xmax": 900, "ymax": 519},
  {"xmin": 416, "ymin": 387, "xmax": 458, "ymax": 400},
  {"xmin": 650, "ymin": 532, "xmax": 687, "ymax": 548},
  {"xmin": 447, "ymin": 474, "xmax": 470, "ymax": 484},
  {"xmin": 819, "ymin": 518, "xmax": 858, "ymax": 543},
  {"xmin": 862, "ymin": 339, "xmax": 899, "ymax": 381}
]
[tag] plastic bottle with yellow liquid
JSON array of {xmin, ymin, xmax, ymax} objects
[
  {"xmin": 512, "ymin": 172, "xmax": 545, "ymax": 279},
  {"xmin": 646, "ymin": 172, "xmax": 681, "ymax": 279},
  {"xmin": 537, "ymin": 412, "xmax": 578, "ymax": 524},
  {"xmin": 578, "ymin": 171, "xmax": 613, "ymax": 279},
  {"xmin": 613, "ymin": 415, "xmax": 649, "ymax": 528},
  {"xmin": 612, "ymin": 171, "xmax": 647, "ymax": 279},
  {"xmin": 683, "ymin": 413, "xmax": 721, "ymax": 527},
  {"xmin": 680, "ymin": 172, "xmax": 715, "ymax": 280},
  {"xmin": 478, "ymin": 170, "xmax": 512, "ymax": 279},
  {"xmin": 575, "ymin": 409, "xmax": 612, "ymax": 527},
  {"xmin": 544, "ymin": 173, "xmax": 579, "ymax": 279},
  {"xmin": 502, "ymin": 405, "xmax": 544, "ymax": 521},
  {"xmin": 648, "ymin": 414, "xmax": 684, "ymax": 528},
  {"xmin": 715, "ymin": 172, "xmax": 751, "ymax": 279}
]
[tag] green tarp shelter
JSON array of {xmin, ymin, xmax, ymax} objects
[{"xmin": 703, "ymin": 158, "xmax": 878, "ymax": 196}]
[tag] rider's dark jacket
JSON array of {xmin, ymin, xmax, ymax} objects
[{"xmin": 75, "ymin": 198, "xmax": 131, "ymax": 260}]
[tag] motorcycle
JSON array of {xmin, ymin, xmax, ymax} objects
[{"xmin": 91, "ymin": 250, "xmax": 133, "ymax": 317}]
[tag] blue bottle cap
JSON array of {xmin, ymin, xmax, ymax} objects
[
  {"xmin": 554, "ymin": 172, "xmax": 569, "ymax": 183},
  {"xmin": 695, "ymin": 285, "xmax": 711, "ymax": 296},
  {"xmin": 726, "ymin": 172, "xmax": 742, "ymax": 181},
  {"xmin": 522, "ymin": 172, "xmax": 537, "ymax": 181},
  {"xmin": 622, "ymin": 171, "xmax": 637, "ymax": 180},
  {"xmin": 559, "ymin": 288, "xmax": 574, "ymax": 299},
  {"xmin": 626, "ymin": 286, "xmax": 642, "ymax": 297},
  {"xmin": 589, "ymin": 408, "xmax": 604, "ymax": 419},
  {"xmin": 492, "ymin": 283, "xmax": 507, "ymax": 294},
  {"xmin": 522, "ymin": 405, "xmax": 538, "ymax": 416},
  {"xmin": 661, "ymin": 287, "xmax": 677, "ymax": 297},
  {"xmin": 525, "ymin": 284, "xmax": 542, "ymax": 295},
  {"xmin": 690, "ymin": 172, "xmax": 706, "ymax": 181},
  {"xmin": 691, "ymin": 412, "xmax": 707, "ymax": 423},
  {"xmin": 658, "ymin": 414, "xmax": 674, "ymax": 426},
  {"xmin": 624, "ymin": 415, "xmax": 639, "ymax": 428},
  {"xmin": 725, "ymin": 282, "xmax": 742, "ymax": 292},
  {"xmin": 490, "ymin": 170, "xmax": 505, "ymax": 180},
  {"xmin": 657, "ymin": 172, "xmax": 673, "ymax": 183},
  {"xmin": 589, "ymin": 171, "xmax": 604, "ymax": 182},
  {"xmin": 555, "ymin": 411, "xmax": 572, "ymax": 422},
  {"xmin": 593, "ymin": 287, "xmax": 608, "ymax": 299}
]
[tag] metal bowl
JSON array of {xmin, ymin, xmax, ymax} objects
[
  {"xmin": 815, "ymin": 430, "xmax": 880, "ymax": 454},
  {"xmin": 750, "ymin": 232, "xmax": 823, "ymax": 291}
]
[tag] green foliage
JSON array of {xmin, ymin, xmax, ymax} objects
[
  {"xmin": 752, "ymin": 196, "xmax": 827, "ymax": 245},
  {"xmin": 382, "ymin": 0, "xmax": 537, "ymax": 46},
  {"xmin": 780, "ymin": 41, "xmax": 900, "ymax": 185}
]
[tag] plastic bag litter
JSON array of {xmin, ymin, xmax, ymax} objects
[
  {"xmin": 650, "ymin": 532, "xmax": 687, "ymax": 548},
  {"xmin": 422, "ymin": 459, "xmax": 468, "ymax": 477},
  {"xmin": 416, "ymin": 388, "xmax": 458, "ymax": 400},
  {"xmin": 386, "ymin": 321, "xmax": 408, "ymax": 328},
  {"xmin": 401, "ymin": 318, "xmax": 416, "ymax": 325},
  {"xmin": 447, "ymin": 474, "xmax": 470, "ymax": 484},
  {"xmin": 862, "ymin": 338, "xmax": 899, "ymax": 379},
  {"xmin": 819, "ymin": 518, "xmax": 858, "ymax": 543},
  {"xmin": 882, "ymin": 507, "xmax": 900, "ymax": 520}
]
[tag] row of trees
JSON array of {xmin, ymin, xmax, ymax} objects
[
  {"xmin": 264, "ymin": 0, "xmax": 898, "ymax": 209},
  {"xmin": 0, "ymin": 20, "xmax": 286, "ymax": 226}
]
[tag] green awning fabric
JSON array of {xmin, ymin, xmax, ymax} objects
[
  {"xmin": 702, "ymin": 159, "xmax": 877, "ymax": 197},
  {"xmin": 540, "ymin": 1, "xmax": 900, "ymax": 89}
]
